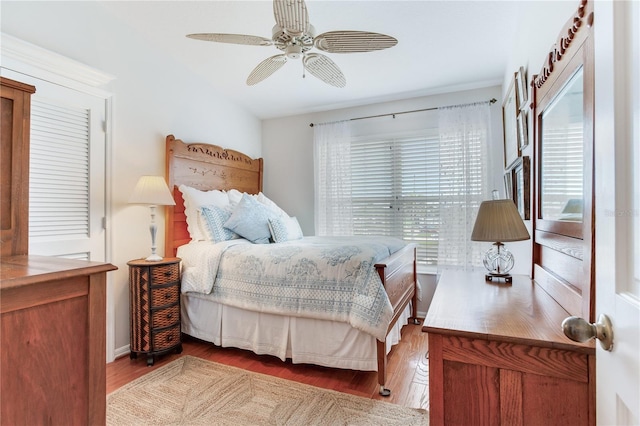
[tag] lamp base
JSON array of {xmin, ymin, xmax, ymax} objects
[
  {"xmin": 145, "ymin": 253, "xmax": 163, "ymax": 262},
  {"xmin": 482, "ymin": 242, "xmax": 515, "ymax": 277},
  {"xmin": 485, "ymin": 273, "xmax": 513, "ymax": 284}
]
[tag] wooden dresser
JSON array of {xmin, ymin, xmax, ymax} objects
[
  {"xmin": 1, "ymin": 77, "xmax": 35, "ymax": 257},
  {"xmin": 423, "ymin": 271, "xmax": 595, "ymax": 426},
  {"xmin": 0, "ymin": 255, "xmax": 117, "ymax": 425}
]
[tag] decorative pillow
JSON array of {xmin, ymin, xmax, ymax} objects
[
  {"xmin": 179, "ymin": 185, "xmax": 229, "ymax": 241},
  {"xmin": 223, "ymin": 194, "xmax": 280, "ymax": 244},
  {"xmin": 268, "ymin": 216, "xmax": 304, "ymax": 243},
  {"xmin": 200, "ymin": 205, "xmax": 238, "ymax": 243}
]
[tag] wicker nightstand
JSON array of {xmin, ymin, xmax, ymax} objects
[{"xmin": 128, "ymin": 257, "xmax": 182, "ymax": 366}]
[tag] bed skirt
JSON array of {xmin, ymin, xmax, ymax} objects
[{"xmin": 181, "ymin": 292, "xmax": 411, "ymax": 372}]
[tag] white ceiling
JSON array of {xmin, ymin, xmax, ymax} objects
[{"xmin": 100, "ymin": 1, "xmax": 522, "ymax": 120}]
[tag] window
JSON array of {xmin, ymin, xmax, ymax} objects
[
  {"xmin": 314, "ymin": 102, "xmax": 492, "ymax": 269},
  {"xmin": 351, "ymin": 131, "xmax": 439, "ymax": 265}
]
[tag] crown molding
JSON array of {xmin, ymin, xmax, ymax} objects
[{"xmin": 1, "ymin": 32, "xmax": 115, "ymax": 88}]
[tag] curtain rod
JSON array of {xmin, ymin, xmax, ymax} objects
[{"xmin": 309, "ymin": 98, "xmax": 497, "ymax": 127}]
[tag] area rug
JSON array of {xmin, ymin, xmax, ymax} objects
[{"xmin": 107, "ymin": 355, "xmax": 429, "ymax": 425}]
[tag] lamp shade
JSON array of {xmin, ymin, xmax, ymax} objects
[
  {"xmin": 471, "ymin": 199, "xmax": 530, "ymax": 242},
  {"xmin": 128, "ymin": 176, "xmax": 175, "ymax": 206}
]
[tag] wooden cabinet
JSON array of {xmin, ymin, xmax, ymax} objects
[
  {"xmin": 1, "ymin": 77, "xmax": 35, "ymax": 257},
  {"xmin": 0, "ymin": 255, "xmax": 117, "ymax": 425},
  {"xmin": 128, "ymin": 257, "xmax": 182, "ymax": 365},
  {"xmin": 423, "ymin": 271, "xmax": 595, "ymax": 426}
]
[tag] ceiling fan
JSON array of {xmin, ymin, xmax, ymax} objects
[{"xmin": 186, "ymin": 0, "xmax": 398, "ymax": 88}]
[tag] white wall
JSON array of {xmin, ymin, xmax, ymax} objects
[{"xmin": 1, "ymin": 1, "xmax": 262, "ymax": 356}]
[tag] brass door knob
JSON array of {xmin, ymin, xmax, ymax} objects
[{"xmin": 562, "ymin": 313, "xmax": 614, "ymax": 351}]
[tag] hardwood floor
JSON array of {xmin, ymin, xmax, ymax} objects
[{"xmin": 106, "ymin": 321, "xmax": 430, "ymax": 411}]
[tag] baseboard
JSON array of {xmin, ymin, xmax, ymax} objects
[{"xmin": 112, "ymin": 344, "xmax": 131, "ymax": 362}]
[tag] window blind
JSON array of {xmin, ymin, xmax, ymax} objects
[
  {"xmin": 541, "ymin": 123, "xmax": 584, "ymax": 219},
  {"xmin": 351, "ymin": 131, "xmax": 440, "ymax": 265},
  {"xmin": 29, "ymin": 99, "xmax": 90, "ymax": 240}
]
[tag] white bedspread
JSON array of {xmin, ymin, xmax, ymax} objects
[{"xmin": 178, "ymin": 236, "xmax": 407, "ymax": 341}]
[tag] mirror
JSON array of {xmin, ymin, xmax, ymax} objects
[
  {"xmin": 540, "ymin": 67, "xmax": 584, "ymax": 222},
  {"xmin": 531, "ymin": 0, "xmax": 594, "ymax": 321}
]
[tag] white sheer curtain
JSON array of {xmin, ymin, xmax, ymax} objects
[
  {"xmin": 313, "ymin": 120, "xmax": 353, "ymax": 235},
  {"xmin": 437, "ymin": 102, "xmax": 493, "ymax": 271}
]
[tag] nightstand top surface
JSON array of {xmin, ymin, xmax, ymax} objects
[{"xmin": 127, "ymin": 257, "xmax": 181, "ymax": 267}]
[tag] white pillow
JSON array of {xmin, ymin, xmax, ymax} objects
[
  {"xmin": 268, "ymin": 216, "xmax": 304, "ymax": 243},
  {"xmin": 178, "ymin": 185, "xmax": 230, "ymax": 241},
  {"xmin": 256, "ymin": 192, "xmax": 289, "ymax": 218},
  {"xmin": 226, "ymin": 189, "xmax": 244, "ymax": 207}
]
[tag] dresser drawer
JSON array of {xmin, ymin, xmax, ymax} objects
[
  {"xmin": 151, "ymin": 284, "xmax": 179, "ymax": 307},
  {"xmin": 151, "ymin": 304, "xmax": 180, "ymax": 329},
  {"xmin": 150, "ymin": 263, "xmax": 179, "ymax": 286},
  {"xmin": 153, "ymin": 324, "xmax": 181, "ymax": 351}
]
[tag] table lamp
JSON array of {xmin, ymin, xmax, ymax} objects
[
  {"xmin": 471, "ymin": 197, "xmax": 530, "ymax": 283},
  {"xmin": 129, "ymin": 176, "xmax": 175, "ymax": 261}
]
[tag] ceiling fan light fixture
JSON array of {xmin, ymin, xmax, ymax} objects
[{"xmin": 285, "ymin": 44, "xmax": 303, "ymax": 59}]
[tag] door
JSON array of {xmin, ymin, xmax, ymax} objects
[
  {"xmin": 594, "ymin": 1, "xmax": 640, "ymax": 424},
  {"xmin": 1, "ymin": 69, "xmax": 107, "ymax": 261}
]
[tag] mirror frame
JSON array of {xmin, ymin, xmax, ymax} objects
[
  {"xmin": 531, "ymin": 0, "xmax": 595, "ymax": 321},
  {"xmin": 536, "ymin": 52, "xmax": 590, "ymax": 239}
]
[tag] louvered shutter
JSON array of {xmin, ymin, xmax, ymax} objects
[{"xmin": 29, "ymin": 99, "xmax": 91, "ymax": 259}]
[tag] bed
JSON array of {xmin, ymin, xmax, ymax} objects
[{"xmin": 164, "ymin": 134, "xmax": 419, "ymax": 395}]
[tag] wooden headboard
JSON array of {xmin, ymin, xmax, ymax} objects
[{"xmin": 164, "ymin": 134, "xmax": 264, "ymax": 257}]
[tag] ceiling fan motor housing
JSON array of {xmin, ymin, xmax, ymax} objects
[{"xmin": 272, "ymin": 24, "xmax": 314, "ymax": 59}]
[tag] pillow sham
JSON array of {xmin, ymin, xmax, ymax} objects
[
  {"xmin": 226, "ymin": 189, "xmax": 244, "ymax": 207},
  {"xmin": 256, "ymin": 192, "xmax": 289, "ymax": 218},
  {"xmin": 178, "ymin": 185, "xmax": 229, "ymax": 241},
  {"xmin": 223, "ymin": 193, "xmax": 280, "ymax": 244},
  {"xmin": 200, "ymin": 205, "xmax": 238, "ymax": 243},
  {"xmin": 268, "ymin": 216, "xmax": 304, "ymax": 243}
]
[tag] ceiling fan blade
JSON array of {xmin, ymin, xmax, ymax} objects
[
  {"xmin": 247, "ymin": 55, "xmax": 288, "ymax": 86},
  {"xmin": 187, "ymin": 33, "xmax": 273, "ymax": 46},
  {"xmin": 303, "ymin": 53, "xmax": 346, "ymax": 88},
  {"xmin": 273, "ymin": 0, "xmax": 309, "ymax": 36},
  {"xmin": 314, "ymin": 31, "xmax": 398, "ymax": 53}
]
